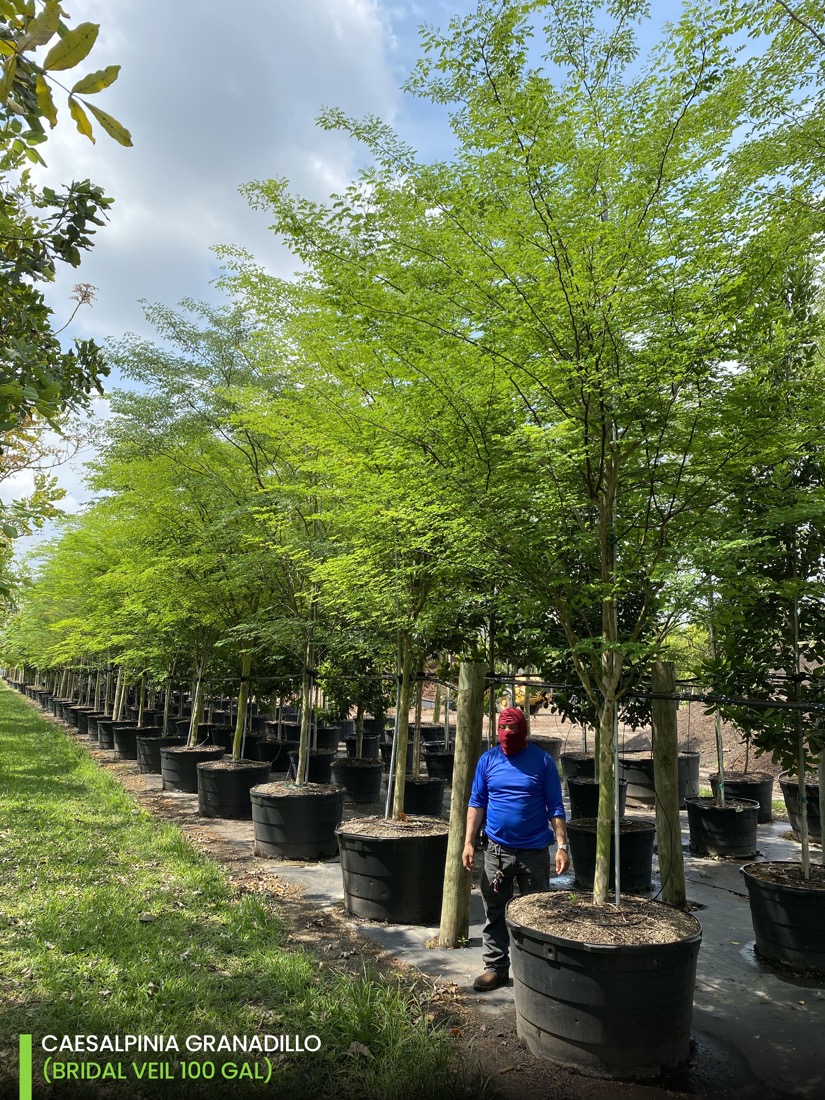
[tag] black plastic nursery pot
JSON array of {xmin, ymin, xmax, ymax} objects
[
  {"xmin": 136, "ymin": 734, "xmax": 185, "ymax": 774},
  {"xmin": 330, "ymin": 758, "xmax": 384, "ymax": 803},
  {"xmin": 402, "ymin": 777, "xmax": 446, "ymax": 817},
  {"xmin": 684, "ymin": 796, "xmax": 759, "ymax": 858},
  {"xmin": 94, "ymin": 718, "xmax": 118, "ymax": 749},
  {"xmin": 265, "ymin": 720, "xmax": 302, "ymax": 741},
  {"xmin": 256, "ymin": 738, "xmax": 300, "ymax": 771},
  {"xmin": 380, "ymin": 740, "xmax": 415, "ymax": 773},
  {"xmin": 778, "ymin": 775, "xmax": 822, "ymax": 842},
  {"xmin": 709, "ymin": 772, "xmax": 774, "ymax": 824},
  {"xmin": 336, "ymin": 816, "xmax": 450, "ymax": 924},
  {"xmin": 288, "ymin": 749, "xmax": 335, "ymax": 784},
  {"xmin": 160, "ymin": 745, "xmax": 225, "ymax": 793},
  {"xmin": 530, "ymin": 736, "xmax": 563, "ymax": 762},
  {"xmin": 75, "ymin": 708, "xmax": 95, "ymax": 736},
  {"xmin": 568, "ymin": 777, "xmax": 627, "ymax": 820},
  {"xmin": 113, "ymin": 724, "xmax": 157, "ymax": 761},
  {"xmin": 567, "ymin": 818, "xmax": 656, "ymax": 893},
  {"xmin": 344, "ymin": 733, "xmax": 380, "ymax": 760},
  {"xmin": 313, "ymin": 726, "xmax": 340, "ymax": 754},
  {"xmin": 741, "ymin": 862, "xmax": 825, "ymax": 975},
  {"xmin": 559, "ymin": 752, "xmax": 596, "ymax": 787},
  {"xmin": 84, "ymin": 712, "xmax": 107, "ymax": 741},
  {"xmin": 197, "ymin": 759, "xmax": 272, "ymax": 819},
  {"xmin": 619, "ymin": 751, "xmax": 700, "ymax": 809},
  {"xmin": 506, "ymin": 894, "xmax": 702, "ymax": 1078},
  {"xmin": 424, "ymin": 750, "xmax": 455, "ymax": 786},
  {"xmin": 250, "ymin": 781, "xmax": 345, "ymax": 860},
  {"xmin": 417, "ymin": 723, "xmax": 446, "ymax": 743}
]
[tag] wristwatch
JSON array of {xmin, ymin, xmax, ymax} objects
[{"xmin": 557, "ymin": 842, "xmax": 569, "ymax": 852}]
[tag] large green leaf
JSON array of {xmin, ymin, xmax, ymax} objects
[
  {"xmin": 35, "ymin": 74, "xmax": 57, "ymax": 127},
  {"xmin": 68, "ymin": 96, "xmax": 93, "ymax": 141},
  {"xmin": 85, "ymin": 101, "xmax": 132, "ymax": 147},
  {"xmin": 71, "ymin": 65, "xmax": 120, "ymax": 96},
  {"xmin": 42, "ymin": 22, "xmax": 99, "ymax": 72}
]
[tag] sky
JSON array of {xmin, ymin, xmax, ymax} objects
[{"xmin": 5, "ymin": 0, "xmax": 686, "ymax": 547}]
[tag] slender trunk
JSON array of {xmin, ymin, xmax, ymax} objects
[
  {"xmin": 232, "ymin": 651, "xmax": 253, "ymax": 761},
  {"xmin": 708, "ymin": 600, "xmax": 726, "ymax": 807},
  {"xmin": 296, "ymin": 638, "xmax": 313, "ymax": 786},
  {"xmin": 163, "ymin": 669, "xmax": 173, "ymax": 736},
  {"xmin": 652, "ymin": 661, "xmax": 686, "ymax": 908},
  {"xmin": 594, "ymin": 449, "xmax": 622, "ymax": 906},
  {"xmin": 137, "ymin": 671, "xmax": 147, "ymax": 727},
  {"xmin": 433, "ymin": 682, "xmax": 442, "ymax": 726},
  {"xmin": 390, "ymin": 631, "xmax": 414, "ymax": 819},
  {"xmin": 439, "ymin": 661, "xmax": 486, "ymax": 946},
  {"xmin": 187, "ymin": 659, "xmax": 206, "ymax": 747},
  {"xmin": 112, "ymin": 666, "xmax": 125, "ymax": 722},
  {"xmin": 355, "ymin": 702, "xmax": 364, "ymax": 758}
]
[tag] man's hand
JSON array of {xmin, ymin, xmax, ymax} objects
[
  {"xmin": 555, "ymin": 847, "xmax": 570, "ymax": 875},
  {"xmin": 462, "ymin": 841, "xmax": 476, "ymax": 871}
]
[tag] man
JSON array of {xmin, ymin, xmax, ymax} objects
[{"xmin": 462, "ymin": 706, "xmax": 569, "ymax": 991}]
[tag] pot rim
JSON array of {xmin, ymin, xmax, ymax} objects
[{"xmin": 504, "ymin": 896, "xmax": 702, "ymax": 953}]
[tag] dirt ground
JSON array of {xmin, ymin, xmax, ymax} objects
[{"xmin": 55, "ymin": 700, "xmax": 793, "ymax": 1100}]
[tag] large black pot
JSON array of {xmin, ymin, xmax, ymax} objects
[
  {"xmin": 197, "ymin": 759, "xmax": 272, "ymax": 819},
  {"xmin": 741, "ymin": 861, "xmax": 825, "ymax": 975},
  {"xmin": 251, "ymin": 782, "xmax": 345, "ymax": 859},
  {"xmin": 84, "ymin": 712, "xmax": 107, "ymax": 741},
  {"xmin": 136, "ymin": 734, "xmax": 185, "ymax": 774},
  {"xmin": 313, "ymin": 726, "xmax": 340, "ymax": 754},
  {"xmin": 619, "ymin": 751, "xmax": 700, "ymax": 809},
  {"xmin": 265, "ymin": 720, "xmax": 302, "ymax": 741},
  {"xmin": 288, "ymin": 749, "xmax": 335, "ymax": 784},
  {"xmin": 778, "ymin": 774, "xmax": 821, "ymax": 842},
  {"xmin": 402, "ymin": 777, "xmax": 446, "ymax": 817},
  {"xmin": 380, "ymin": 740, "xmax": 415, "ymax": 773},
  {"xmin": 344, "ymin": 733, "xmax": 380, "ymax": 760},
  {"xmin": 417, "ymin": 723, "xmax": 445, "ymax": 743},
  {"xmin": 75, "ymin": 708, "xmax": 96, "ymax": 736},
  {"xmin": 685, "ymin": 796, "xmax": 759, "ymax": 858},
  {"xmin": 709, "ymin": 772, "xmax": 774, "ymax": 824},
  {"xmin": 559, "ymin": 752, "xmax": 596, "ymax": 787},
  {"xmin": 330, "ymin": 758, "xmax": 384, "ymax": 803},
  {"xmin": 160, "ymin": 745, "xmax": 225, "ymax": 792},
  {"xmin": 208, "ymin": 728, "xmax": 265, "ymax": 757},
  {"xmin": 506, "ymin": 894, "xmax": 702, "ymax": 1077},
  {"xmin": 95, "ymin": 718, "xmax": 118, "ymax": 749},
  {"xmin": 425, "ymin": 750, "xmax": 455, "ymax": 786},
  {"xmin": 113, "ymin": 724, "xmax": 157, "ymax": 761},
  {"xmin": 336, "ymin": 817, "xmax": 449, "ymax": 924},
  {"xmin": 256, "ymin": 738, "xmax": 300, "ymax": 771},
  {"xmin": 568, "ymin": 777, "xmax": 627, "ymax": 820},
  {"xmin": 530, "ymin": 736, "xmax": 563, "ymax": 763},
  {"xmin": 567, "ymin": 818, "xmax": 656, "ymax": 893}
]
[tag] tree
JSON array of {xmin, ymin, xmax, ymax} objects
[{"xmin": 230, "ymin": 0, "xmax": 818, "ymax": 900}]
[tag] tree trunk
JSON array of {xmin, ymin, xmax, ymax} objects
[
  {"xmin": 652, "ymin": 660, "xmax": 686, "ymax": 908},
  {"xmin": 137, "ymin": 671, "xmax": 147, "ymax": 727},
  {"xmin": 296, "ymin": 639, "xmax": 313, "ymax": 786},
  {"xmin": 390, "ymin": 631, "xmax": 414, "ymax": 819},
  {"xmin": 232, "ymin": 651, "xmax": 253, "ymax": 761},
  {"xmin": 112, "ymin": 666, "xmax": 125, "ymax": 722},
  {"xmin": 439, "ymin": 661, "xmax": 486, "ymax": 946}
]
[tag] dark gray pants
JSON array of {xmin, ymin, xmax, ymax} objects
[{"xmin": 480, "ymin": 842, "xmax": 550, "ymax": 973}]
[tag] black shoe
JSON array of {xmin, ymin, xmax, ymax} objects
[{"xmin": 473, "ymin": 969, "xmax": 509, "ymax": 991}]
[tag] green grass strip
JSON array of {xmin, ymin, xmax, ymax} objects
[{"xmin": 0, "ymin": 685, "xmax": 479, "ymax": 1099}]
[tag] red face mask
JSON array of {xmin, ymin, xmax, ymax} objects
[{"xmin": 497, "ymin": 707, "xmax": 528, "ymax": 755}]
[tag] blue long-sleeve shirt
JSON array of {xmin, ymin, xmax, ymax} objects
[{"xmin": 469, "ymin": 743, "xmax": 566, "ymax": 849}]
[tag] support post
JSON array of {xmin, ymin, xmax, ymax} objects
[
  {"xmin": 439, "ymin": 660, "xmax": 486, "ymax": 947},
  {"xmin": 651, "ymin": 660, "xmax": 686, "ymax": 908}
]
